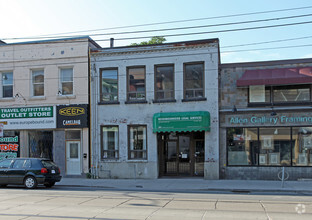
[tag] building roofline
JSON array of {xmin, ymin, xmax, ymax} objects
[
  {"xmin": 0, "ymin": 36, "xmax": 101, "ymax": 48},
  {"xmin": 221, "ymin": 57, "xmax": 312, "ymax": 68},
  {"xmin": 91, "ymin": 38, "xmax": 219, "ymax": 52}
]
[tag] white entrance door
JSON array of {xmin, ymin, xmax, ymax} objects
[{"xmin": 66, "ymin": 141, "xmax": 81, "ymax": 175}]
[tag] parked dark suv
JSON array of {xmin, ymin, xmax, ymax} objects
[{"xmin": 0, "ymin": 158, "xmax": 62, "ymax": 189}]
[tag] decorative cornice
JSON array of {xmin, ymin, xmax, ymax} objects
[{"xmin": 91, "ymin": 42, "xmax": 218, "ymax": 57}]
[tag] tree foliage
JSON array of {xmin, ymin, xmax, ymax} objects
[{"xmin": 130, "ymin": 36, "xmax": 166, "ymax": 46}]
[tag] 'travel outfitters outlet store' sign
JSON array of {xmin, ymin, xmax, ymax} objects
[
  {"xmin": 0, "ymin": 106, "xmax": 56, "ymax": 130},
  {"xmin": 228, "ymin": 115, "xmax": 312, "ymax": 126}
]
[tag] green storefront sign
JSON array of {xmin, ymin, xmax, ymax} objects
[
  {"xmin": 153, "ymin": 111, "xmax": 210, "ymax": 133},
  {"xmin": 0, "ymin": 107, "xmax": 53, "ymax": 119}
]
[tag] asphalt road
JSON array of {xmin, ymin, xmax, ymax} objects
[{"xmin": 0, "ymin": 185, "xmax": 311, "ymax": 220}]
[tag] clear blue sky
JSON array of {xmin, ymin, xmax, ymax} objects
[{"xmin": 1, "ymin": 0, "xmax": 312, "ymax": 63}]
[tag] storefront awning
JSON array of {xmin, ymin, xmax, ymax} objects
[
  {"xmin": 153, "ymin": 111, "xmax": 210, "ymax": 133},
  {"xmin": 236, "ymin": 67, "xmax": 312, "ymax": 87}
]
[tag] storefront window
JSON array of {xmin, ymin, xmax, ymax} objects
[
  {"xmin": 227, "ymin": 127, "xmax": 296, "ymax": 166},
  {"xmin": 259, "ymin": 128, "xmax": 291, "ymax": 166},
  {"xmin": 227, "ymin": 128, "xmax": 258, "ymax": 165},
  {"xmin": 292, "ymin": 127, "xmax": 312, "ymax": 166},
  {"xmin": 29, "ymin": 131, "xmax": 53, "ymax": 160}
]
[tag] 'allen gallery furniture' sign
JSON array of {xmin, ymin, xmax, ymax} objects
[{"xmin": 56, "ymin": 104, "xmax": 89, "ymax": 128}]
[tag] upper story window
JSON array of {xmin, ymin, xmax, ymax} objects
[
  {"xmin": 127, "ymin": 66, "xmax": 146, "ymax": 101},
  {"xmin": 249, "ymin": 84, "xmax": 311, "ymax": 105},
  {"xmin": 100, "ymin": 68, "xmax": 118, "ymax": 102},
  {"xmin": 184, "ymin": 62, "xmax": 204, "ymax": 100},
  {"xmin": 155, "ymin": 65, "xmax": 174, "ymax": 101},
  {"xmin": 32, "ymin": 69, "xmax": 44, "ymax": 96},
  {"xmin": 1, "ymin": 72, "xmax": 13, "ymax": 98},
  {"xmin": 60, "ymin": 68, "xmax": 73, "ymax": 95}
]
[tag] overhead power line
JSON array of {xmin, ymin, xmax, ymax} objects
[
  {"xmin": 221, "ymin": 35, "xmax": 312, "ymax": 48},
  {"xmin": 3, "ymin": 5, "xmax": 312, "ymax": 41},
  {"xmin": 4, "ymin": 13, "xmax": 312, "ymax": 41},
  {"xmin": 94, "ymin": 20, "xmax": 312, "ymax": 42},
  {"xmin": 221, "ymin": 43, "xmax": 312, "ymax": 53}
]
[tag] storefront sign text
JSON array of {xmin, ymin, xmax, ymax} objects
[
  {"xmin": 0, "ymin": 106, "xmax": 56, "ymax": 130},
  {"xmin": 0, "ymin": 135, "xmax": 19, "ymax": 160},
  {"xmin": 56, "ymin": 104, "xmax": 89, "ymax": 128},
  {"xmin": 0, "ymin": 107, "xmax": 53, "ymax": 119},
  {"xmin": 230, "ymin": 115, "xmax": 312, "ymax": 125}
]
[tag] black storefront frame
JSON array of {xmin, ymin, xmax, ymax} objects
[
  {"xmin": 226, "ymin": 126, "xmax": 312, "ymax": 167},
  {"xmin": 158, "ymin": 131, "xmax": 205, "ymax": 177}
]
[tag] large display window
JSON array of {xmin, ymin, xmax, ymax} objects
[
  {"xmin": 292, "ymin": 127, "xmax": 312, "ymax": 166},
  {"xmin": 29, "ymin": 131, "xmax": 53, "ymax": 160},
  {"xmin": 227, "ymin": 127, "xmax": 312, "ymax": 166},
  {"xmin": 227, "ymin": 128, "xmax": 258, "ymax": 165}
]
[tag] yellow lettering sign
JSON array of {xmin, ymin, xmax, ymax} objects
[{"xmin": 59, "ymin": 107, "xmax": 85, "ymax": 116}]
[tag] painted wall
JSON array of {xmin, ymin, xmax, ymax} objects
[
  {"xmin": 0, "ymin": 38, "xmax": 95, "ymax": 175},
  {"xmin": 0, "ymin": 38, "xmax": 90, "ymax": 106},
  {"xmin": 91, "ymin": 41, "xmax": 220, "ymax": 179}
]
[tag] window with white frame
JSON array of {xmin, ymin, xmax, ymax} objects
[
  {"xmin": 32, "ymin": 69, "xmax": 44, "ymax": 96},
  {"xmin": 128, "ymin": 125, "xmax": 147, "ymax": 159},
  {"xmin": 60, "ymin": 68, "xmax": 73, "ymax": 95},
  {"xmin": 101, "ymin": 126, "xmax": 119, "ymax": 159},
  {"xmin": 1, "ymin": 72, "xmax": 13, "ymax": 98}
]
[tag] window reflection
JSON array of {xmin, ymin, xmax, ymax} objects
[
  {"xmin": 227, "ymin": 127, "xmax": 312, "ymax": 167},
  {"xmin": 259, "ymin": 128, "xmax": 291, "ymax": 166},
  {"xmin": 127, "ymin": 67, "xmax": 146, "ymax": 101},
  {"xmin": 184, "ymin": 63, "xmax": 204, "ymax": 99},
  {"xmin": 101, "ymin": 69, "xmax": 118, "ymax": 102},
  {"xmin": 292, "ymin": 127, "xmax": 312, "ymax": 166},
  {"xmin": 155, "ymin": 65, "xmax": 174, "ymax": 100},
  {"xmin": 227, "ymin": 128, "xmax": 258, "ymax": 165}
]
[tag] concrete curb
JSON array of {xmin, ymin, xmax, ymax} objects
[{"xmin": 55, "ymin": 184, "xmax": 312, "ymax": 194}]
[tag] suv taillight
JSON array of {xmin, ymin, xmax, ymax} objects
[
  {"xmin": 58, "ymin": 168, "xmax": 61, "ymax": 174},
  {"xmin": 41, "ymin": 168, "xmax": 48, "ymax": 174}
]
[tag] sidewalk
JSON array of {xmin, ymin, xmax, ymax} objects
[{"xmin": 56, "ymin": 177, "xmax": 312, "ymax": 193}]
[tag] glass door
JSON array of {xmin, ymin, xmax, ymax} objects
[
  {"xmin": 161, "ymin": 132, "xmax": 204, "ymax": 177},
  {"xmin": 165, "ymin": 141, "xmax": 178, "ymax": 175},
  {"xmin": 178, "ymin": 135, "xmax": 191, "ymax": 175}
]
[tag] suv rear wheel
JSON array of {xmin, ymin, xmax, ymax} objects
[{"xmin": 24, "ymin": 176, "xmax": 37, "ymax": 189}]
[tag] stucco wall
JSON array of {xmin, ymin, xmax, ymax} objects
[
  {"xmin": 91, "ymin": 42, "xmax": 220, "ymax": 179},
  {"xmin": 0, "ymin": 38, "xmax": 93, "ymax": 176},
  {"xmin": 0, "ymin": 39, "xmax": 90, "ymax": 106}
]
